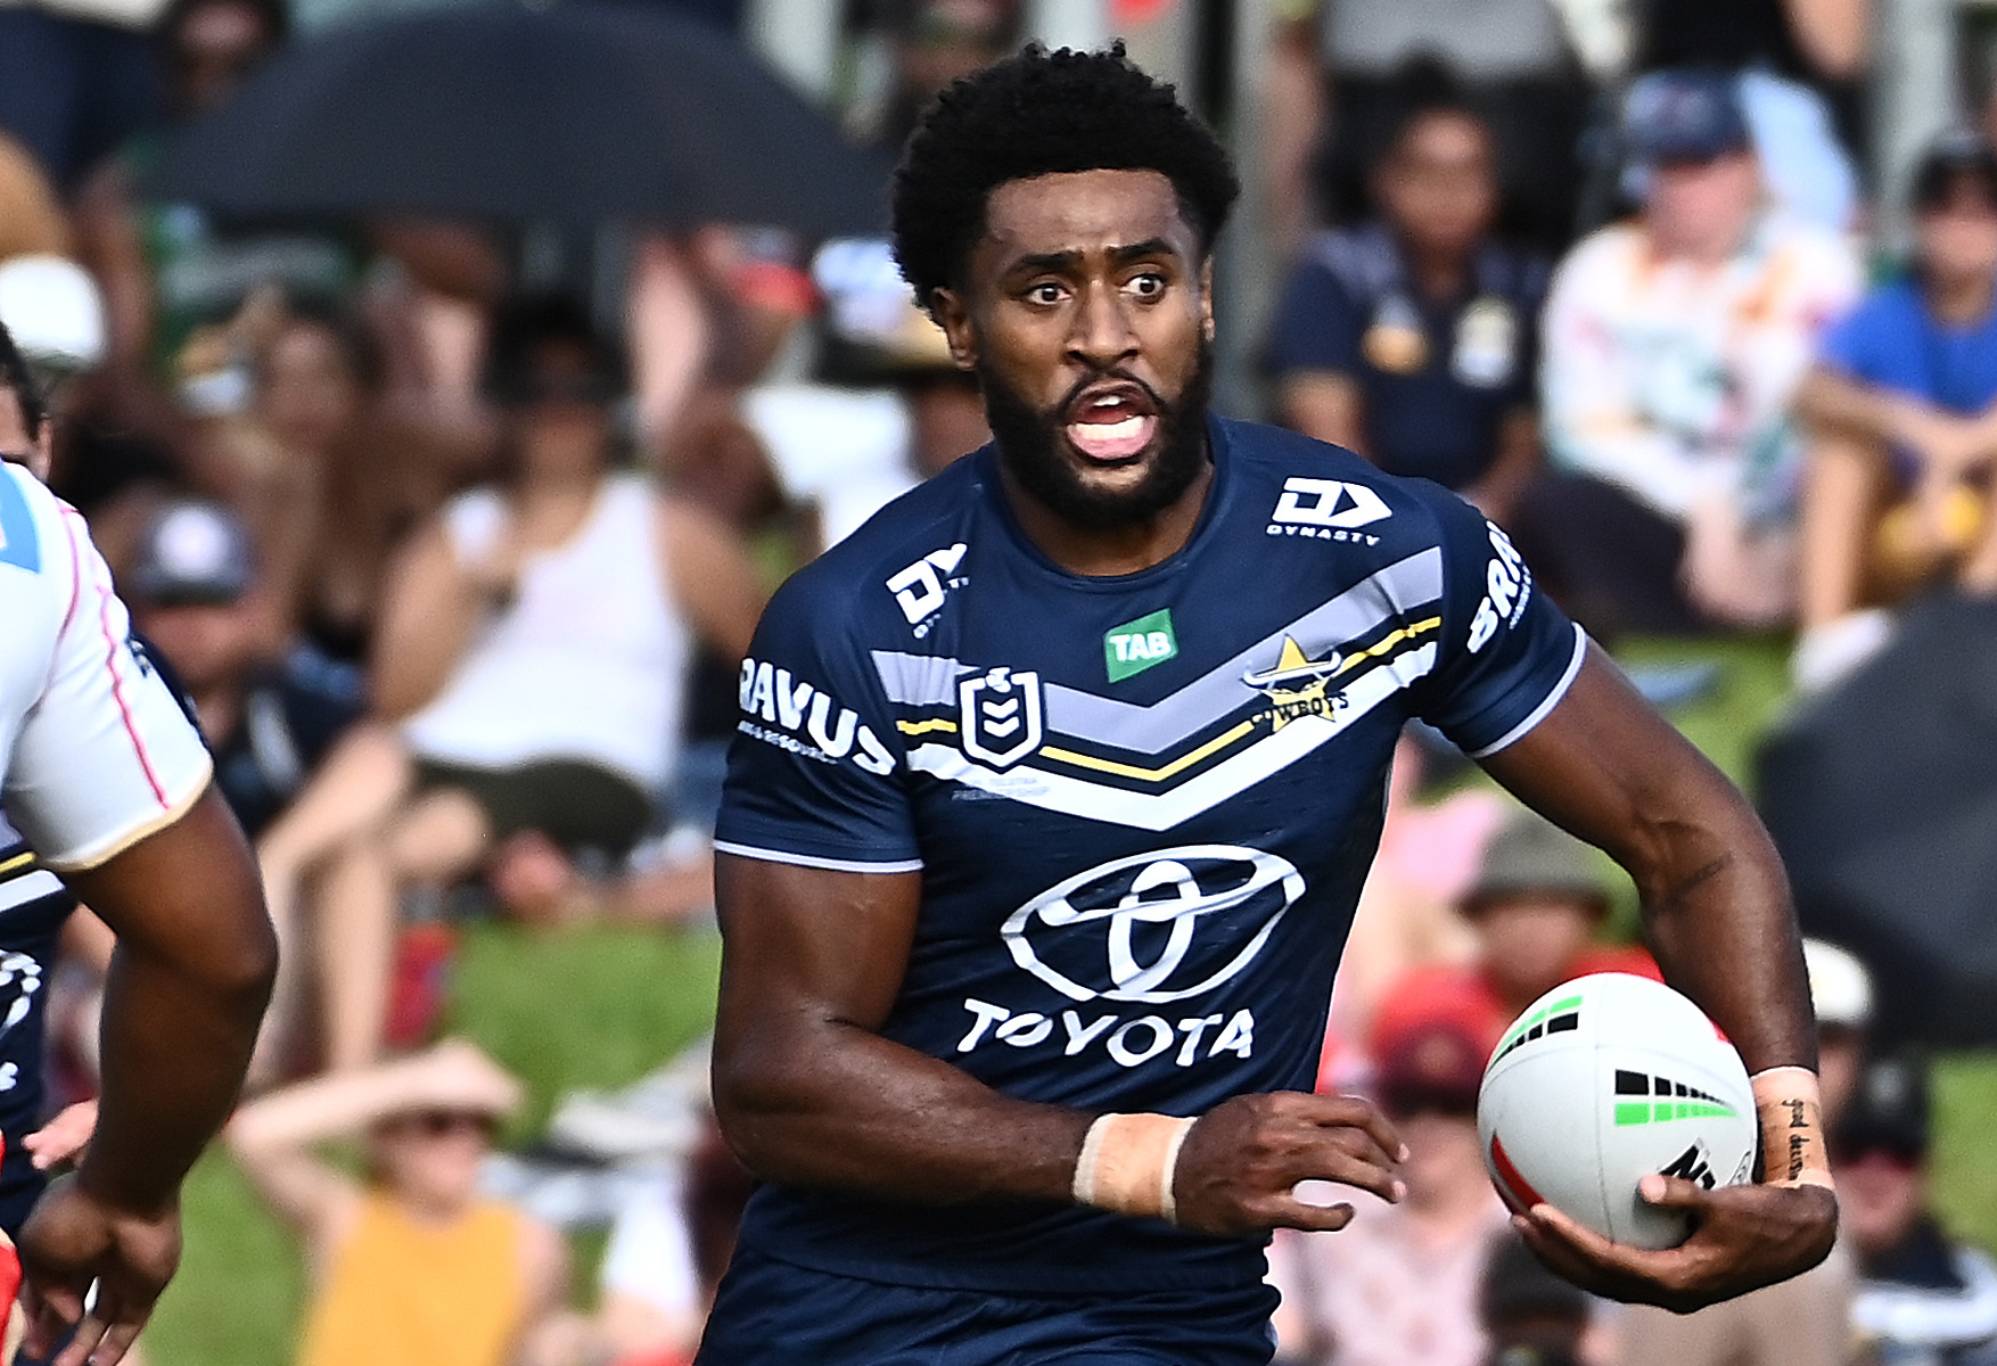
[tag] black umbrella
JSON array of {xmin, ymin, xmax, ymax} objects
[
  {"xmin": 1757, "ymin": 592, "xmax": 1997, "ymax": 1047},
  {"xmin": 144, "ymin": 2, "xmax": 891, "ymax": 234}
]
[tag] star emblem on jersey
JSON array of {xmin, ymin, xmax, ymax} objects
[
  {"xmin": 958, "ymin": 666, "xmax": 1044, "ymax": 770},
  {"xmin": 1241, "ymin": 636, "xmax": 1347, "ymax": 730}
]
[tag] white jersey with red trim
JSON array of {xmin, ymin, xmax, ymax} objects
[{"xmin": 0, "ymin": 463, "xmax": 212, "ymax": 872}]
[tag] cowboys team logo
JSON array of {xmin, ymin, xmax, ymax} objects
[
  {"xmin": 959, "ymin": 665, "xmax": 1043, "ymax": 769},
  {"xmin": 1001, "ymin": 845, "xmax": 1306, "ymax": 1004},
  {"xmin": 1241, "ymin": 636, "xmax": 1347, "ymax": 730}
]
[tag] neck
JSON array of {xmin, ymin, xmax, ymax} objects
[
  {"xmin": 1404, "ymin": 241, "xmax": 1470, "ymax": 300},
  {"xmin": 998, "ymin": 446, "xmax": 1213, "ymax": 578},
  {"xmin": 1930, "ymin": 271, "xmax": 1994, "ymax": 324}
]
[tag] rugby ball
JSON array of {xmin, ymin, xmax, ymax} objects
[{"xmin": 1478, "ymin": 972, "xmax": 1756, "ymax": 1249}]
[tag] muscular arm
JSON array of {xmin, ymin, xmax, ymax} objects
[
  {"xmin": 65, "ymin": 788, "xmax": 278, "ymax": 1213},
  {"xmin": 710, "ymin": 855, "xmax": 1093, "ymax": 1205},
  {"xmin": 1478, "ymin": 646, "xmax": 1814, "ymax": 1074}
]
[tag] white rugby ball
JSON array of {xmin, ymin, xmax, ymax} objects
[{"xmin": 1477, "ymin": 972, "xmax": 1756, "ymax": 1249}]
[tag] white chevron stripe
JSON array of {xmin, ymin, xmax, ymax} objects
[
  {"xmin": 908, "ymin": 643, "xmax": 1438, "ymax": 830},
  {"xmin": 0, "ymin": 871, "xmax": 62, "ymax": 913}
]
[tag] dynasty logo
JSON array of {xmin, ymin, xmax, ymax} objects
[{"xmin": 1241, "ymin": 636, "xmax": 1348, "ymax": 731}]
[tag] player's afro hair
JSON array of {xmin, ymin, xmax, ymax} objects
[{"xmin": 891, "ymin": 42, "xmax": 1239, "ymax": 310}]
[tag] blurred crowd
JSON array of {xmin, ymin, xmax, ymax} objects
[{"xmin": 0, "ymin": 0, "xmax": 1993, "ymax": 1361}]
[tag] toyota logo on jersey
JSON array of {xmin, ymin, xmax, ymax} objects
[{"xmin": 1000, "ymin": 845, "xmax": 1306, "ymax": 1004}]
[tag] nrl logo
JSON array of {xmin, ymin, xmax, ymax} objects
[
  {"xmin": 959, "ymin": 666, "xmax": 1044, "ymax": 769},
  {"xmin": 1241, "ymin": 636, "xmax": 1347, "ymax": 731}
]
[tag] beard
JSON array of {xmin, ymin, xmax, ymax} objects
[{"xmin": 978, "ymin": 338, "xmax": 1213, "ymax": 532}]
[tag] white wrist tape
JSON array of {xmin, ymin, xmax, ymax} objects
[
  {"xmin": 1073, "ymin": 1112, "xmax": 1197, "ymax": 1223},
  {"xmin": 1750, "ymin": 1065, "xmax": 1836, "ymax": 1192}
]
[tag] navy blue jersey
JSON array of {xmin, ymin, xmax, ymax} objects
[
  {"xmin": 714, "ymin": 417, "xmax": 1583, "ymax": 1294},
  {"xmin": 0, "ymin": 824, "xmax": 72, "ymax": 1237}
]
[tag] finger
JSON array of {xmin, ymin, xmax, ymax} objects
[
  {"xmin": 1298, "ymin": 1095, "xmax": 1408, "ymax": 1164},
  {"xmin": 1512, "ymin": 1213, "xmax": 1618, "ymax": 1296},
  {"xmin": 1638, "ymin": 1174, "xmax": 1715, "ymax": 1212},
  {"xmin": 1287, "ymin": 1135, "xmax": 1405, "ymax": 1204},
  {"xmin": 1267, "ymin": 1198, "xmax": 1355, "ymax": 1234},
  {"xmin": 23, "ymin": 1280, "xmax": 82, "ymax": 1358},
  {"xmin": 52, "ymin": 1305, "xmax": 107, "ymax": 1366},
  {"xmin": 87, "ymin": 1314, "xmax": 145, "ymax": 1366},
  {"xmin": 1528, "ymin": 1202, "xmax": 1683, "ymax": 1282}
]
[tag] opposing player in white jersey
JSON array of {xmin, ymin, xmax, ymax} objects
[{"xmin": 0, "ymin": 324, "xmax": 277, "ymax": 1366}]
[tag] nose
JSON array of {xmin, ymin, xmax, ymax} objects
[{"xmin": 1065, "ymin": 280, "xmax": 1140, "ymax": 372}]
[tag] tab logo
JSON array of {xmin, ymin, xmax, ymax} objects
[{"xmin": 1104, "ymin": 609, "xmax": 1177, "ymax": 683}]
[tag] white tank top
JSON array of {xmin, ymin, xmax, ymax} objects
[{"xmin": 401, "ymin": 474, "xmax": 691, "ymax": 790}]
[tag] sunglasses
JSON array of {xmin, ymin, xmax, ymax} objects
[{"xmin": 390, "ymin": 1109, "xmax": 500, "ymax": 1140}]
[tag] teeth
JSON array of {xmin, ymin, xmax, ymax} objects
[
  {"xmin": 1088, "ymin": 394, "xmax": 1123, "ymax": 410},
  {"xmin": 1070, "ymin": 415, "xmax": 1145, "ymax": 440}
]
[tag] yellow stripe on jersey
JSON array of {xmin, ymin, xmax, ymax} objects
[{"xmin": 0, "ymin": 851, "xmax": 36, "ymax": 880}]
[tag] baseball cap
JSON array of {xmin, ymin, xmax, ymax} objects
[
  {"xmin": 130, "ymin": 499, "xmax": 255, "ymax": 606},
  {"xmin": 1832, "ymin": 1054, "xmax": 1931, "ymax": 1161},
  {"xmin": 0, "ymin": 255, "xmax": 105, "ymax": 377},
  {"xmin": 1803, "ymin": 939, "xmax": 1873, "ymax": 1033},
  {"xmin": 1623, "ymin": 69, "xmax": 1752, "ymax": 165},
  {"xmin": 1462, "ymin": 813, "xmax": 1608, "ymax": 916},
  {"xmin": 1374, "ymin": 1010, "xmax": 1486, "ymax": 1115},
  {"xmin": 1911, "ymin": 129, "xmax": 1997, "ymax": 212}
]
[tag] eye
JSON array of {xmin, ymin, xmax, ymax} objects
[
  {"xmin": 1024, "ymin": 281, "xmax": 1068, "ymax": 306},
  {"xmin": 1125, "ymin": 272, "xmax": 1167, "ymax": 300}
]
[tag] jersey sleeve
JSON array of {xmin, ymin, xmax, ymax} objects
[
  {"xmin": 712, "ymin": 575, "xmax": 920, "ymax": 873},
  {"xmin": 1412, "ymin": 490, "xmax": 1586, "ymax": 759},
  {"xmin": 6, "ymin": 504, "xmax": 213, "ymax": 872}
]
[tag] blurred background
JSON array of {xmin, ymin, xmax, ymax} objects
[{"xmin": 2, "ymin": 0, "xmax": 1996, "ymax": 1361}]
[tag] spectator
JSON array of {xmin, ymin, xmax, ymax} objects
[
  {"xmin": 226, "ymin": 1040, "xmax": 572, "ymax": 1366},
  {"xmin": 0, "ymin": 135, "xmax": 70, "ymax": 262},
  {"xmin": 744, "ymin": 235, "xmax": 989, "ymax": 550},
  {"xmin": 1265, "ymin": 86, "xmax": 1546, "ymax": 519},
  {"xmin": 1806, "ymin": 937, "xmax": 1874, "ymax": 1123},
  {"xmin": 1611, "ymin": 936, "xmax": 1868, "ymax": 1366},
  {"xmin": 1794, "ymin": 132, "xmax": 1997, "ymax": 690},
  {"xmin": 256, "ymin": 295, "xmax": 763, "ymax": 1072},
  {"xmin": 1369, "ymin": 810, "xmax": 1656, "ymax": 1061},
  {"xmin": 1478, "ymin": 1230, "xmax": 1595, "ymax": 1365},
  {"xmin": 125, "ymin": 497, "xmax": 365, "ymax": 840},
  {"xmin": 73, "ymin": 0, "xmax": 357, "ymax": 432},
  {"xmin": 1269, "ymin": 1010, "xmax": 1511, "ymax": 1365},
  {"xmin": 1838, "ymin": 1055, "xmax": 1997, "ymax": 1364},
  {"xmin": 1631, "ymin": 1, "xmax": 1868, "ymax": 229},
  {"xmin": 1322, "ymin": 735, "xmax": 1507, "ymax": 1063},
  {"xmin": 244, "ymin": 303, "xmax": 483, "ymax": 664},
  {"xmin": 1522, "ymin": 68, "xmax": 1861, "ymax": 634},
  {"xmin": 853, "ymin": 0, "xmax": 1021, "ymax": 154},
  {"xmin": 1261, "ymin": 9, "xmax": 1589, "ymax": 258},
  {"xmin": 0, "ymin": 0, "xmax": 163, "ymax": 190}
]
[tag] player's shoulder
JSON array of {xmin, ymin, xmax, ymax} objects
[
  {"xmin": 760, "ymin": 449, "xmax": 986, "ymax": 646},
  {"xmin": 1217, "ymin": 416, "xmax": 1474, "ymax": 552}
]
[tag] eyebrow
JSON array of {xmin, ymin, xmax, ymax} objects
[{"xmin": 1002, "ymin": 237, "xmax": 1183, "ymax": 278}]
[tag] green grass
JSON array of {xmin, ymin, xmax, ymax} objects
[
  {"xmin": 146, "ymin": 927, "xmax": 722, "ymax": 1365},
  {"xmin": 142, "ymin": 639, "xmax": 1997, "ymax": 1362}
]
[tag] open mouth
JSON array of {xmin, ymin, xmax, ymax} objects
[{"xmin": 1063, "ymin": 381, "xmax": 1159, "ymax": 464}]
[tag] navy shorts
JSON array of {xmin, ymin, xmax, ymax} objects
[{"xmin": 695, "ymin": 1246, "xmax": 1278, "ymax": 1365}]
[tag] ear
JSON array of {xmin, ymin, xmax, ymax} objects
[
  {"xmin": 930, "ymin": 286, "xmax": 979, "ymax": 371},
  {"xmin": 28, "ymin": 424, "xmax": 52, "ymax": 483},
  {"xmin": 1198, "ymin": 258, "xmax": 1216, "ymax": 343}
]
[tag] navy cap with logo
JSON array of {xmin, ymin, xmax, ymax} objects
[
  {"xmin": 130, "ymin": 499, "xmax": 256, "ymax": 606},
  {"xmin": 1623, "ymin": 69, "xmax": 1752, "ymax": 165},
  {"xmin": 1912, "ymin": 129, "xmax": 1997, "ymax": 213},
  {"xmin": 1832, "ymin": 1054, "xmax": 1931, "ymax": 1162}
]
